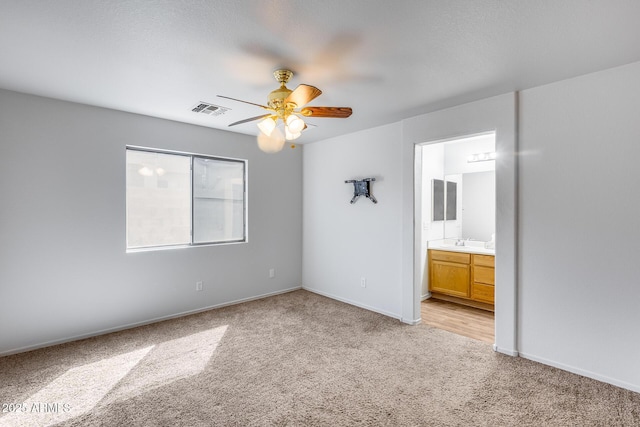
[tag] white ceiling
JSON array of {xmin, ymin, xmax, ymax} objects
[{"xmin": 2, "ymin": 0, "xmax": 640, "ymax": 143}]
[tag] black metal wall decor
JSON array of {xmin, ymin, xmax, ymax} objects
[{"xmin": 345, "ymin": 178, "xmax": 377, "ymax": 204}]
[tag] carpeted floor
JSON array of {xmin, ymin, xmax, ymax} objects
[{"xmin": 1, "ymin": 290, "xmax": 639, "ymax": 426}]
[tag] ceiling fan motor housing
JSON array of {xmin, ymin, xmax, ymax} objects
[
  {"xmin": 268, "ymin": 86, "xmax": 293, "ymax": 109},
  {"xmin": 268, "ymin": 69, "xmax": 295, "ymax": 111}
]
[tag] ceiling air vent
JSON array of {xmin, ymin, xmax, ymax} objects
[{"xmin": 191, "ymin": 102, "xmax": 230, "ymax": 116}]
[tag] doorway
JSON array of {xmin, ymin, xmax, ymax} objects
[
  {"xmin": 403, "ymin": 92, "xmax": 517, "ymax": 356},
  {"xmin": 416, "ymin": 132, "xmax": 496, "ymax": 343}
]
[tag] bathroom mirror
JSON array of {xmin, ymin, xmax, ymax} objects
[
  {"xmin": 422, "ymin": 132, "xmax": 496, "ymax": 244},
  {"xmin": 443, "ymin": 171, "xmax": 495, "ymax": 241}
]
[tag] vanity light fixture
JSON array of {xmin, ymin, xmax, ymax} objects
[{"xmin": 467, "ymin": 151, "xmax": 497, "ymax": 163}]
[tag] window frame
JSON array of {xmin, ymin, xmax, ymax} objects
[{"xmin": 126, "ymin": 146, "xmax": 248, "ymax": 252}]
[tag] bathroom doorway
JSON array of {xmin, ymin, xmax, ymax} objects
[{"xmin": 416, "ymin": 132, "xmax": 496, "ymax": 343}]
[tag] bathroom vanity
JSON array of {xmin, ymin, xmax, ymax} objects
[{"xmin": 427, "ymin": 241, "xmax": 495, "ymax": 311}]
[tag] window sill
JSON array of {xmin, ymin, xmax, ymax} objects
[{"xmin": 126, "ymin": 240, "xmax": 247, "ymax": 253}]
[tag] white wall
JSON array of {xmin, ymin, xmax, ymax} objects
[
  {"xmin": 419, "ymin": 144, "xmax": 444, "ymax": 298},
  {"xmin": 518, "ymin": 61, "xmax": 640, "ymax": 392},
  {"xmin": 302, "ymin": 123, "xmax": 403, "ymax": 319},
  {"xmin": 0, "ymin": 89, "xmax": 303, "ymax": 355},
  {"xmin": 421, "ymin": 143, "xmax": 445, "ymax": 241}
]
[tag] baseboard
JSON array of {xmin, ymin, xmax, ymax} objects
[
  {"xmin": 519, "ymin": 351, "xmax": 640, "ymax": 394},
  {"xmin": 493, "ymin": 344, "xmax": 519, "ymax": 356},
  {"xmin": 302, "ymin": 287, "xmax": 404, "ymax": 322},
  {"xmin": 0, "ymin": 286, "xmax": 303, "ymax": 357}
]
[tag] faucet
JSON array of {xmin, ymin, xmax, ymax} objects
[{"xmin": 455, "ymin": 239, "xmax": 465, "ymax": 246}]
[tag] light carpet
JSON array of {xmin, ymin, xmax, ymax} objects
[{"xmin": 1, "ymin": 290, "xmax": 639, "ymax": 426}]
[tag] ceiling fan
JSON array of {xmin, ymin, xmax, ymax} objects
[{"xmin": 218, "ymin": 69, "xmax": 352, "ymax": 153}]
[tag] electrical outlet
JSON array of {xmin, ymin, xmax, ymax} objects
[
  {"xmin": 196, "ymin": 281, "xmax": 203, "ymax": 291},
  {"xmin": 360, "ymin": 277, "xmax": 366, "ymax": 288},
  {"xmin": 269, "ymin": 268, "xmax": 275, "ymax": 279}
]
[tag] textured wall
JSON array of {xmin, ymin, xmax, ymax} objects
[
  {"xmin": 0, "ymin": 89, "xmax": 303, "ymax": 355},
  {"xmin": 302, "ymin": 123, "xmax": 403, "ymax": 319},
  {"xmin": 518, "ymin": 61, "xmax": 640, "ymax": 392}
]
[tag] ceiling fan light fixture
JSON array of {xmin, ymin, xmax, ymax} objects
[
  {"xmin": 220, "ymin": 69, "xmax": 353, "ymax": 153},
  {"xmin": 286, "ymin": 114, "xmax": 305, "ymax": 133},
  {"xmin": 257, "ymin": 117, "xmax": 276, "ymax": 136},
  {"xmin": 257, "ymin": 127, "xmax": 285, "ymax": 153},
  {"xmin": 285, "ymin": 126, "xmax": 302, "ymax": 141}
]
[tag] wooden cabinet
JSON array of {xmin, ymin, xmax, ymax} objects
[
  {"xmin": 428, "ymin": 249, "xmax": 495, "ymax": 310},
  {"xmin": 429, "ymin": 250, "xmax": 470, "ymax": 298},
  {"xmin": 471, "ymin": 254, "xmax": 495, "ymax": 304}
]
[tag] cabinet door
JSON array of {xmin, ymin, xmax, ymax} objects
[{"xmin": 430, "ymin": 260, "xmax": 470, "ymax": 298}]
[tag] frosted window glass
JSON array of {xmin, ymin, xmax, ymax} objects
[
  {"xmin": 193, "ymin": 158, "xmax": 245, "ymax": 243},
  {"xmin": 126, "ymin": 150, "xmax": 191, "ymax": 248}
]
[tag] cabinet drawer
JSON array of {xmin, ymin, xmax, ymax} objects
[
  {"xmin": 473, "ymin": 254, "xmax": 495, "ymax": 267},
  {"xmin": 472, "ymin": 283, "xmax": 494, "ymax": 304},
  {"xmin": 474, "ymin": 266, "xmax": 494, "ymax": 285},
  {"xmin": 429, "ymin": 250, "xmax": 470, "ymax": 264}
]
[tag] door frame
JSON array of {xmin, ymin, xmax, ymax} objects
[{"xmin": 400, "ymin": 92, "xmax": 518, "ymax": 356}]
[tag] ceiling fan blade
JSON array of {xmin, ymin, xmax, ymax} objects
[
  {"xmin": 228, "ymin": 114, "xmax": 271, "ymax": 127},
  {"xmin": 217, "ymin": 95, "xmax": 269, "ymax": 109},
  {"xmin": 285, "ymin": 84, "xmax": 322, "ymax": 107},
  {"xmin": 301, "ymin": 106, "xmax": 352, "ymax": 118}
]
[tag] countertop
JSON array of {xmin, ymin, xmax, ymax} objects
[{"xmin": 428, "ymin": 240, "xmax": 495, "ymax": 256}]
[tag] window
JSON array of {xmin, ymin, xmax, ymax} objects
[{"xmin": 126, "ymin": 147, "xmax": 246, "ymax": 250}]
